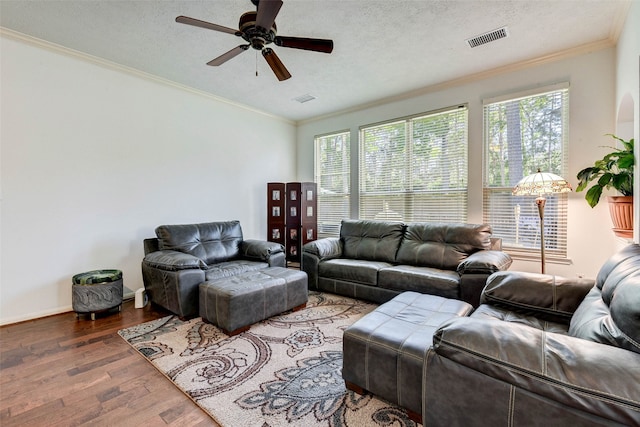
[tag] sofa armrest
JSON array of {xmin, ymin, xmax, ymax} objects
[
  {"xmin": 457, "ymin": 250, "xmax": 512, "ymax": 275},
  {"xmin": 241, "ymin": 239, "xmax": 284, "ymax": 261},
  {"xmin": 143, "ymin": 250, "xmax": 207, "ymax": 271},
  {"xmin": 302, "ymin": 237, "xmax": 343, "ymax": 260},
  {"xmin": 481, "ymin": 271, "xmax": 595, "ymax": 322},
  {"xmin": 456, "ymin": 251, "xmax": 513, "ymax": 308},
  {"xmin": 429, "ymin": 317, "xmax": 640, "ymax": 423},
  {"xmin": 301, "ymin": 238, "xmax": 342, "ymax": 290}
]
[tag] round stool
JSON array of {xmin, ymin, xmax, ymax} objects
[{"xmin": 72, "ymin": 269, "xmax": 123, "ymax": 320}]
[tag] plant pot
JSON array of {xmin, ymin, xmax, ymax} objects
[{"xmin": 607, "ymin": 195, "xmax": 634, "ymax": 238}]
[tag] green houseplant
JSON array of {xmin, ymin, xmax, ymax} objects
[
  {"xmin": 576, "ymin": 134, "xmax": 634, "ymax": 207},
  {"xmin": 576, "ymin": 134, "xmax": 635, "ymax": 237}
]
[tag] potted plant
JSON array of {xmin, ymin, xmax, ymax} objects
[{"xmin": 576, "ymin": 134, "xmax": 635, "ymax": 238}]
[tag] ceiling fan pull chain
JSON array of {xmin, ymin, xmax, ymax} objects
[{"xmin": 256, "ymin": 50, "xmax": 259, "ymax": 76}]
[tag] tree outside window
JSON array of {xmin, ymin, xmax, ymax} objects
[
  {"xmin": 360, "ymin": 106, "xmax": 468, "ymax": 223},
  {"xmin": 483, "ymin": 86, "xmax": 569, "ymax": 257}
]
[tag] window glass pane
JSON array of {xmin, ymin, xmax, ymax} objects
[
  {"xmin": 483, "ymin": 88, "xmax": 569, "ymax": 256},
  {"xmin": 314, "ymin": 131, "xmax": 350, "ymax": 237},
  {"xmin": 360, "ymin": 107, "xmax": 468, "ymax": 222}
]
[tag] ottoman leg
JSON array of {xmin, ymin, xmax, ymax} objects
[
  {"xmin": 292, "ymin": 302, "xmax": 307, "ymax": 312},
  {"xmin": 222, "ymin": 325, "xmax": 251, "ymax": 336},
  {"xmin": 91, "ymin": 313, "xmax": 96, "ymax": 321},
  {"xmin": 345, "ymin": 380, "xmax": 366, "ymax": 395}
]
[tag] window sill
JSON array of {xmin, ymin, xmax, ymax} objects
[{"xmin": 505, "ymin": 249, "xmax": 572, "ymax": 266}]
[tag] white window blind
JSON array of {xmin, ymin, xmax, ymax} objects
[
  {"xmin": 314, "ymin": 131, "xmax": 350, "ymax": 238},
  {"xmin": 483, "ymin": 85, "xmax": 569, "ymax": 258},
  {"xmin": 359, "ymin": 106, "xmax": 468, "ymax": 222}
]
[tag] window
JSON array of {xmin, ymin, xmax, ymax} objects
[
  {"xmin": 483, "ymin": 84, "xmax": 569, "ymax": 259},
  {"xmin": 314, "ymin": 131, "xmax": 350, "ymax": 237},
  {"xmin": 359, "ymin": 106, "xmax": 468, "ymax": 222}
]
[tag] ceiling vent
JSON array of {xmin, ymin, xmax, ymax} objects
[
  {"xmin": 293, "ymin": 94, "xmax": 317, "ymax": 104},
  {"xmin": 467, "ymin": 27, "xmax": 508, "ymax": 48}
]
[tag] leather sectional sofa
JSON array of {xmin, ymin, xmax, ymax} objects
[
  {"xmin": 302, "ymin": 219, "xmax": 513, "ymax": 307},
  {"xmin": 141, "ymin": 220, "xmax": 285, "ymax": 318},
  {"xmin": 423, "ymin": 243, "xmax": 640, "ymax": 426}
]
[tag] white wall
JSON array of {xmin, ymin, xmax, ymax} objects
[
  {"xmin": 0, "ymin": 35, "xmax": 297, "ymax": 324},
  {"xmin": 296, "ymin": 47, "xmax": 620, "ymax": 280},
  {"xmin": 615, "ymin": 0, "xmax": 639, "ymax": 243}
]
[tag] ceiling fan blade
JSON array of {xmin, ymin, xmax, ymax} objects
[
  {"xmin": 274, "ymin": 36, "xmax": 334, "ymax": 53},
  {"xmin": 207, "ymin": 45, "xmax": 250, "ymax": 66},
  {"xmin": 262, "ymin": 48, "xmax": 291, "ymax": 81},
  {"xmin": 176, "ymin": 16, "xmax": 239, "ymax": 35},
  {"xmin": 255, "ymin": 0, "xmax": 283, "ymax": 30}
]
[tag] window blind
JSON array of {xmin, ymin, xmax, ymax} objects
[
  {"xmin": 359, "ymin": 106, "xmax": 468, "ymax": 223},
  {"xmin": 314, "ymin": 131, "xmax": 350, "ymax": 238},
  {"xmin": 483, "ymin": 86, "xmax": 570, "ymax": 258}
]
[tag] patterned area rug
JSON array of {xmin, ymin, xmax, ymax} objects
[{"xmin": 118, "ymin": 292, "xmax": 420, "ymax": 427}]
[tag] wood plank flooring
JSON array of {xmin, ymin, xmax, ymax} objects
[{"xmin": 0, "ymin": 300, "xmax": 219, "ymax": 426}]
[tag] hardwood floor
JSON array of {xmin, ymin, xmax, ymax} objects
[{"xmin": 0, "ymin": 300, "xmax": 219, "ymax": 426}]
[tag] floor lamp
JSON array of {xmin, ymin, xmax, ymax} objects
[{"xmin": 513, "ymin": 169, "xmax": 572, "ymax": 274}]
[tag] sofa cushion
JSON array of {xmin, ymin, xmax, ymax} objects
[
  {"xmin": 204, "ymin": 260, "xmax": 269, "ymax": 281},
  {"xmin": 340, "ymin": 220, "xmax": 405, "ymax": 263},
  {"xmin": 319, "ymin": 258, "xmax": 391, "ymax": 286},
  {"xmin": 395, "ymin": 223, "xmax": 492, "ymax": 269},
  {"xmin": 156, "ymin": 221, "xmax": 243, "ymax": 265},
  {"xmin": 144, "ymin": 250, "xmax": 207, "ymax": 271},
  {"xmin": 378, "ymin": 265, "xmax": 460, "ymax": 299},
  {"xmin": 569, "ymin": 277, "xmax": 640, "ymax": 354},
  {"xmin": 569, "ymin": 244, "xmax": 640, "ymax": 354}
]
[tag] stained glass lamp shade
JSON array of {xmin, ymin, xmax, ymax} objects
[{"xmin": 513, "ymin": 169, "xmax": 572, "ymax": 273}]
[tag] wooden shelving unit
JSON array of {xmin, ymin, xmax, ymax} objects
[{"xmin": 267, "ymin": 182, "xmax": 317, "ymax": 265}]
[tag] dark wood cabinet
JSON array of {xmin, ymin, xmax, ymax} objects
[{"xmin": 267, "ymin": 182, "xmax": 317, "ymax": 264}]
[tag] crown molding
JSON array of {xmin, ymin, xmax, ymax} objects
[
  {"xmin": 609, "ymin": 0, "xmax": 633, "ymax": 42},
  {"xmin": 298, "ymin": 38, "xmax": 615, "ymax": 126},
  {"xmin": 0, "ymin": 26, "xmax": 618, "ymax": 129},
  {"xmin": 0, "ymin": 27, "xmax": 295, "ymax": 125}
]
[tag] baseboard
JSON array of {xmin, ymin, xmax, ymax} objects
[
  {"xmin": 1, "ymin": 289, "xmax": 138, "ymax": 326},
  {"xmin": 1, "ymin": 305, "xmax": 74, "ymax": 326}
]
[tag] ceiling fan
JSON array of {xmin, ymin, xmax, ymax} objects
[{"xmin": 176, "ymin": 0, "xmax": 334, "ymax": 81}]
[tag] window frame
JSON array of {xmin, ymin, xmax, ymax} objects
[
  {"xmin": 358, "ymin": 104, "xmax": 469, "ymax": 223},
  {"xmin": 482, "ymin": 83, "xmax": 570, "ymax": 262},
  {"xmin": 313, "ymin": 130, "xmax": 351, "ymax": 238}
]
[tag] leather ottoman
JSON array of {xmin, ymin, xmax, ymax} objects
[
  {"xmin": 199, "ymin": 267, "xmax": 308, "ymax": 335},
  {"xmin": 342, "ymin": 291, "xmax": 473, "ymax": 422}
]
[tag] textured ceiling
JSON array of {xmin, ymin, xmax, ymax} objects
[{"xmin": 0, "ymin": 0, "xmax": 630, "ymax": 122}]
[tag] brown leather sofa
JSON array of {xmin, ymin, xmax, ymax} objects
[
  {"xmin": 424, "ymin": 243, "xmax": 640, "ymax": 426},
  {"xmin": 302, "ymin": 219, "xmax": 512, "ymax": 307}
]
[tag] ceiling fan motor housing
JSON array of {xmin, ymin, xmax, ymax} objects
[{"xmin": 239, "ymin": 11, "xmax": 277, "ymax": 50}]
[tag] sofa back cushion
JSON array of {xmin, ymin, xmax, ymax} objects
[
  {"xmin": 569, "ymin": 244, "xmax": 640, "ymax": 354},
  {"xmin": 396, "ymin": 223, "xmax": 492, "ymax": 269},
  {"xmin": 340, "ymin": 219, "xmax": 405, "ymax": 263},
  {"xmin": 155, "ymin": 221, "xmax": 243, "ymax": 265}
]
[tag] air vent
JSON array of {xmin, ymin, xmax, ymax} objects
[
  {"xmin": 467, "ymin": 27, "xmax": 508, "ymax": 48},
  {"xmin": 293, "ymin": 94, "xmax": 317, "ymax": 104}
]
